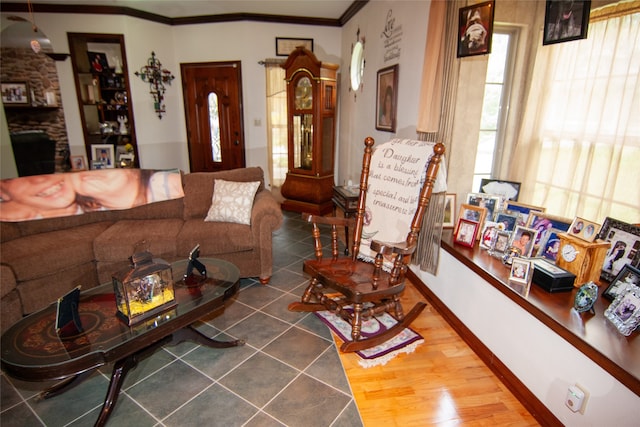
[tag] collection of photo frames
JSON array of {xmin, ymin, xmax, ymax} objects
[
  {"xmin": 70, "ymin": 144, "xmax": 135, "ymax": 171},
  {"xmin": 445, "ymin": 181, "xmax": 640, "ymax": 336},
  {"xmin": 457, "ymin": 0, "xmax": 591, "ymax": 58}
]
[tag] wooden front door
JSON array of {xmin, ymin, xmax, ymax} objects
[{"xmin": 181, "ymin": 61, "xmax": 245, "ymax": 172}]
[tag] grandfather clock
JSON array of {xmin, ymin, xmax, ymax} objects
[{"xmin": 280, "ymin": 46, "xmax": 339, "ymax": 215}]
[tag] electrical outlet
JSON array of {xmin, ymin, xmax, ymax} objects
[
  {"xmin": 565, "ymin": 384, "xmax": 589, "ymax": 414},
  {"xmin": 576, "ymin": 383, "xmax": 589, "ymax": 414}
]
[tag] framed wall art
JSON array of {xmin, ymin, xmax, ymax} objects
[
  {"xmin": 1, "ymin": 82, "xmax": 30, "ymax": 105},
  {"xmin": 275, "ymin": 37, "xmax": 313, "ymax": 56},
  {"xmin": 443, "ymin": 193, "xmax": 457, "ymax": 228},
  {"xmin": 543, "ymin": 0, "xmax": 591, "ymax": 45},
  {"xmin": 457, "ymin": 0, "xmax": 495, "ymax": 57},
  {"xmin": 375, "ymin": 64, "xmax": 398, "ymax": 132},
  {"xmin": 598, "ymin": 217, "xmax": 640, "ymax": 282},
  {"xmin": 479, "ymin": 178, "xmax": 521, "ymax": 201}
]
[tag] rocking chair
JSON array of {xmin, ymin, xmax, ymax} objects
[{"xmin": 288, "ymin": 137, "xmax": 445, "ymax": 352}]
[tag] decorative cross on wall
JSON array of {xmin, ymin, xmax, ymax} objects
[{"xmin": 135, "ymin": 51, "xmax": 175, "ymax": 119}]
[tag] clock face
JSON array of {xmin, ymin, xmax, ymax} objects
[{"xmin": 562, "ymin": 243, "xmax": 578, "ymax": 262}]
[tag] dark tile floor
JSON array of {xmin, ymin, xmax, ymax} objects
[{"xmin": 0, "ymin": 212, "xmax": 362, "ymax": 427}]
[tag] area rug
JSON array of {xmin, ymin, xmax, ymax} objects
[{"xmin": 315, "ymin": 310, "xmax": 424, "ymax": 368}]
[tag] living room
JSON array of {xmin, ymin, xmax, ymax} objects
[{"xmin": 1, "ymin": 0, "xmax": 638, "ymax": 425}]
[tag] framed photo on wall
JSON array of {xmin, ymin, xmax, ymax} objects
[
  {"xmin": 1, "ymin": 82, "xmax": 30, "ymax": 105},
  {"xmin": 543, "ymin": 0, "xmax": 591, "ymax": 45},
  {"xmin": 457, "ymin": 0, "xmax": 495, "ymax": 57},
  {"xmin": 375, "ymin": 64, "xmax": 398, "ymax": 132},
  {"xmin": 275, "ymin": 37, "xmax": 313, "ymax": 56},
  {"xmin": 91, "ymin": 144, "xmax": 115, "ymax": 169},
  {"xmin": 443, "ymin": 194, "xmax": 457, "ymax": 228}
]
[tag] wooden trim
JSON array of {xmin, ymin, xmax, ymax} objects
[
  {"xmin": 1, "ymin": 1, "xmax": 369, "ymax": 27},
  {"xmin": 407, "ymin": 268, "xmax": 563, "ymax": 427}
]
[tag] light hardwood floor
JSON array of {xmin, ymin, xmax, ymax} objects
[{"xmin": 336, "ymin": 282, "xmax": 540, "ymax": 426}]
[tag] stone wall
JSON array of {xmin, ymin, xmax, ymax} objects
[{"xmin": 1, "ymin": 47, "xmax": 70, "ymax": 173}]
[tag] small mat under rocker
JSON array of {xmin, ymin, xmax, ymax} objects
[{"xmin": 314, "ymin": 310, "xmax": 424, "ymax": 368}]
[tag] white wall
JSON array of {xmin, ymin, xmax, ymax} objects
[
  {"xmin": 1, "ymin": 11, "xmax": 340, "ymax": 180},
  {"xmin": 412, "ymin": 255, "xmax": 640, "ymax": 426},
  {"xmin": 337, "ymin": 0, "xmax": 430, "ymax": 185}
]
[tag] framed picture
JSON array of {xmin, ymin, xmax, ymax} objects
[
  {"xmin": 604, "ymin": 264, "xmax": 640, "ymax": 301},
  {"xmin": 479, "ymin": 179, "xmax": 521, "ymax": 201},
  {"xmin": 510, "ymin": 225, "xmax": 539, "ymax": 258},
  {"xmin": 87, "ymin": 51, "xmax": 110, "ymax": 73},
  {"xmin": 70, "ymin": 155, "xmax": 87, "ymax": 171},
  {"xmin": 527, "ymin": 212, "xmax": 572, "ymax": 247},
  {"xmin": 275, "ymin": 37, "xmax": 313, "ymax": 56},
  {"xmin": 480, "ymin": 221, "xmax": 503, "ymax": 250},
  {"xmin": 91, "ymin": 144, "xmax": 115, "ymax": 169},
  {"xmin": 495, "ymin": 212, "xmax": 519, "ymax": 232},
  {"xmin": 540, "ymin": 231, "xmax": 562, "ymax": 261},
  {"xmin": 458, "ymin": 203, "xmax": 487, "ymax": 237},
  {"xmin": 604, "ymin": 283, "xmax": 640, "ymax": 336},
  {"xmin": 505, "ymin": 201, "xmax": 545, "ymax": 227},
  {"xmin": 454, "ymin": 218, "xmax": 479, "ymax": 247},
  {"xmin": 598, "ymin": 218, "xmax": 640, "ymax": 282},
  {"xmin": 1, "ymin": 82, "xmax": 30, "ymax": 105},
  {"xmin": 568, "ymin": 217, "xmax": 601, "ymax": 242},
  {"xmin": 443, "ymin": 193, "xmax": 456, "ymax": 228},
  {"xmin": 466, "ymin": 192, "xmax": 501, "ymax": 222},
  {"xmin": 457, "ymin": 0, "xmax": 495, "ymax": 58},
  {"xmin": 375, "ymin": 64, "xmax": 398, "ymax": 132},
  {"xmin": 492, "ymin": 230, "xmax": 512, "ymax": 255},
  {"xmin": 509, "ymin": 258, "xmax": 533, "ymax": 286},
  {"xmin": 543, "ymin": 0, "xmax": 591, "ymax": 46}
]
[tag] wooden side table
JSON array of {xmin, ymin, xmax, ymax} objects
[{"xmin": 332, "ymin": 186, "xmax": 359, "ymax": 254}]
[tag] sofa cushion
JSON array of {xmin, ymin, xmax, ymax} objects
[
  {"xmin": 176, "ymin": 219, "xmax": 254, "ymax": 256},
  {"xmin": 182, "ymin": 167, "xmax": 265, "ymax": 220},
  {"xmin": 205, "ymin": 180, "xmax": 260, "ymax": 225},
  {"xmin": 93, "ymin": 219, "xmax": 184, "ymax": 262},
  {"xmin": 0, "ymin": 264, "xmax": 16, "ymax": 299},
  {"xmin": 1, "ymin": 221, "xmax": 113, "ymax": 282},
  {"xmin": 0, "ymin": 221, "xmax": 21, "ymax": 242}
]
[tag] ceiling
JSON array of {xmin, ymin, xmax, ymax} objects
[{"xmin": 1, "ymin": 1, "xmax": 365, "ymax": 25}]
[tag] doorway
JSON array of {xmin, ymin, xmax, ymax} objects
[{"xmin": 181, "ymin": 61, "xmax": 245, "ymax": 172}]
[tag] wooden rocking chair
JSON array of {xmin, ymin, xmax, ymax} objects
[{"xmin": 288, "ymin": 137, "xmax": 445, "ymax": 352}]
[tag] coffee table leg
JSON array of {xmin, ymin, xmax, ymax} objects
[
  {"xmin": 94, "ymin": 354, "xmax": 137, "ymax": 427},
  {"xmin": 38, "ymin": 371, "xmax": 94, "ymax": 400},
  {"xmin": 171, "ymin": 325, "xmax": 245, "ymax": 348}
]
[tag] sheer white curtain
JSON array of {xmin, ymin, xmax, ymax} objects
[
  {"xmin": 264, "ymin": 61, "xmax": 287, "ymax": 188},
  {"xmin": 510, "ymin": 2, "xmax": 640, "ymax": 223}
]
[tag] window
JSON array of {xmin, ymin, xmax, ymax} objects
[
  {"xmin": 511, "ymin": 4, "xmax": 640, "ymax": 223},
  {"xmin": 472, "ymin": 27, "xmax": 517, "ymax": 192},
  {"xmin": 264, "ymin": 61, "xmax": 287, "ymax": 187}
]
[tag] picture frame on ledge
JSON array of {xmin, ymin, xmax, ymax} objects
[
  {"xmin": 1, "ymin": 81, "xmax": 30, "ymax": 105},
  {"xmin": 598, "ymin": 217, "xmax": 640, "ymax": 283},
  {"xmin": 91, "ymin": 144, "xmax": 115, "ymax": 169},
  {"xmin": 543, "ymin": 0, "xmax": 591, "ymax": 46},
  {"xmin": 604, "ymin": 283, "xmax": 640, "ymax": 336},
  {"xmin": 375, "ymin": 64, "xmax": 398, "ymax": 132},
  {"xmin": 568, "ymin": 216, "xmax": 601, "ymax": 242},
  {"xmin": 603, "ymin": 264, "xmax": 640, "ymax": 301},
  {"xmin": 454, "ymin": 218, "xmax": 479, "ymax": 248},
  {"xmin": 479, "ymin": 178, "xmax": 521, "ymax": 201},
  {"xmin": 71, "ymin": 155, "xmax": 87, "ymax": 171}
]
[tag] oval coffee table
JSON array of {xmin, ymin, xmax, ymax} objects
[{"xmin": 1, "ymin": 257, "xmax": 243, "ymax": 427}]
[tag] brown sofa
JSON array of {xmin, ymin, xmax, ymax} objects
[{"xmin": 0, "ymin": 167, "xmax": 283, "ymax": 333}]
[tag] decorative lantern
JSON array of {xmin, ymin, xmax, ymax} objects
[{"xmin": 112, "ymin": 251, "xmax": 176, "ymax": 325}]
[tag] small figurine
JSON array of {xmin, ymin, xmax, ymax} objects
[{"xmin": 117, "ymin": 115, "xmax": 128, "ymax": 134}]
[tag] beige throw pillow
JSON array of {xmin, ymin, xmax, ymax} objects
[{"xmin": 204, "ymin": 179, "xmax": 260, "ymax": 225}]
